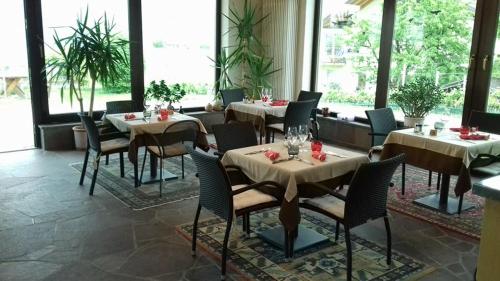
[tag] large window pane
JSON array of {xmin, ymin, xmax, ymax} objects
[
  {"xmin": 317, "ymin": 0, "xmax": 383, "ymax": 118},
  {"xmin": 0, "ymin": 0, "xmax": 34, "ymax": 151},
  {"xmin": 388, "ymin": 0, "xmax": 476, "ymax": 126},
  {"xmin": 142, "ymin": 0, "xmax": 216, "ymax": 108},
  {"xmin": 488, "ymin": 20, "xmax": 500, "ymax": 113},
  {"xmin": 42, "ymin": 0, "xmax": 131, "ymax": 114}
]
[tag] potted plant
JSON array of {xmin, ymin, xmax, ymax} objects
[
  {"xmin": 45, "ymin": 9, "xmax": 129, "ymax": 149},
  {"xmin": 390, "ymin": 76, "xmax": 444, "ymax": 127},
  {"xmin": 145, "ymin": 80, "xmax": 187, "ymax": 111}
]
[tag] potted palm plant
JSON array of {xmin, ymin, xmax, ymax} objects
[
  {"xmin": 390, "ymin": 76, "xmax": 444, "ymax": 127},
  {"xmin": 45, "ymin": 9, "xmax": 129, "ymax": 149}
]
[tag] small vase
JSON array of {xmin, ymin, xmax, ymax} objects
[
  {"xmin": 404, "ymin": 116, "xmax": 425, "ymax": 128},
  {"xmin": 167, "ymin": 102, "xmax": 175, "ymax": 110}
]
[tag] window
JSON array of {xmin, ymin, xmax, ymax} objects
[
  {"xmin": 316, "ymin": 0, "xmax": 383, "ymax": 118},
  {"xmin": 142, "ymin": 0, "xmax": 216, "ymax": 108},
  {"xmin": 488, "ymin": 20, "xmax": 500, "ymax": 113},
  {"xmin": 388, "ymin": 0, "xmax": 476, "ymax": 126},
  {"xmin": 42, "ymin": 0, "xmax": 131, "ymax": 114}
]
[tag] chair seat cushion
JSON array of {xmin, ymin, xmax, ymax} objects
[
  {"xmin": 370, "ymin": 145, "xmax": 384, "ymax": 152},
  {"xmin": 147, "ymin": 143, "xmax": 187, "ymax": 158},
  {"xmin": 266, "ymin": 123, "xmax": 284, "ymax": 132},
  {"xmin": 101, "ymin": 138, "xmax": 129, "ymax": 153},
  {"xmin": 303, "ymin": 195, "xmax": 345, "ymax": 219},
  {"xmin": 472, "ymin": 162, "xmax": 500, "ymax": 176},
  {"xmin": 232, "ymin": 184, "xmax": 277, "ymax": 211}
]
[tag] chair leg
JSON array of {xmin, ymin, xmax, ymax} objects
[
  {"xmin": 272, "ymin": 131, "xmax": 275, "ymax": 143},
  {"xmin": 159, "ymin": 158, "xmax": 163, "ymax": 198},
  {"xmin": 246, "ymin": 213, "xmax": 250, "ymax": 235},
  {"xmin": 221, "ymin": 217, "xmax": 233, "ymax": 280},
  {"xmin": 89, "ymin": 156, "xmax": 100, "ymax": 196},
  {"xmin": 139, "ymin": 148, "xmax": 148, "ymax": 184},
  {"xmin": 401, "ymin": 163, "xmax": 406, "ymax": 196},
  {"xmin": 458, "ymin": 194, "xmax": 464, "ymax": 214},
  {"xmin": 192, "ymin": 204, "xmax": 201, "ymax": 256},
  {"xmin": 79, "ymin": 148, "xmax": 90, "ymax": 185},
  {"xmin": 284, "ymin": 228, "xmax": 290, "ymax": 259},
  {"xmin": 384, "ymin": 216, "xmax": 392, "ymax": 265},
  {"xmin": 428, "ymin": 170, "xmax": 432, "ymax": 187},
  {"xmin": 260, "ymin": 133, "xmax": 263, "ymax": 145},
  {"xmin": 119, "ymin": 152, "xmax": 124, "ymax": 178},
  {"xmin": 182, "ymin": 155, "xmax": 185, "ymax": 179},
  {"xmin": 242, "ymin": 214, "xmax": 247, "ymax": 233},
  {"xmin": 345, "ymin": 226, "xmax": 352, "ymax": 281},
  {"xmin": 105, "ymin": 154, "xmax": 109, "ymax": 165},
  {"xmin": 335, "ymin": 221, "xmax": 340, "ymax": 242},
  {"xmin": 437, "ymin": 173, "xmax": 441, "ymax": 190}
]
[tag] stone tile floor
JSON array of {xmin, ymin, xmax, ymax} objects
[{"xmin": 0, "ymin": 145, "xmax": 479, "ymax": 281}]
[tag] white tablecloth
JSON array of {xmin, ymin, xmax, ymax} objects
[{"xmin": 225, "ymin": 101, "xmax": 287, "ymax": 120}]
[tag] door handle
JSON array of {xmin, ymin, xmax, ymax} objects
[
  {"xmin": 469, "ymin": 54, "xmax": 475, "ymax": 69},
  {"xmin": 482, "ymin": 55, "xmax": 490, "ymax": 71}
]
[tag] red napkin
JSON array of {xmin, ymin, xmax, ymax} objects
[
  {"xmin": 270, "ymin": 100, "xmax": 288, "ymax": 106},
  {"xmin": 157, "ymin": 114, "xmax": 169, "ymax": 121},
  {"xmin": 124, "ymin": 113, "xmax": 136, "ymax": 120},
  {"xmin": 459, "ymin": 133, "xmax": 489, "ymax": 140},
  {"xmin": 311, "ymin": 140, "xmax": 323, "ymax": 152},
  {"xmin": 312, "ymin": 151, "xmax": 326, "ymax": 161},
  {"xmin": 159, "ymin": 109, "xmax": 169, "ymax": 116},
  {"xmin": 264, "ymin": 150, "xmax": 280, "ymax": 161}
]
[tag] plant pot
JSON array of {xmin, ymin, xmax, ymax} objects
[
  {"xmin": 72, "ymin": 125, "xmax": 87, "ymax": 150},
  {"xmin": 404, "ymin": 116, "xmax": 425, "ymax": 128}
]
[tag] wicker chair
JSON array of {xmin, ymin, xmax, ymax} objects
[
  {"xmin": 187, "ymin": 146, "xmax": 283, "ymax": 280},
  {"xmin": 365, "ymin": 108, "xmax": 437, "ymax": 194},
  {"xmin": 468, "ymin": 111, "xmax": 500, "ymax": 176},
  {"xmin": 220, "ymin": 88, "xmax": 245, "ymax": 107},
  {"xmin": 212, "ymin": 122, "xmax": 258, "ymax": 158},
  {"xmin": 299, "ymin": 154, "xmax": 405, "ymax": 281},
  {"xmin": 79, "ymin": 114, "xmax": 129, "ymax": 195},
  {"xmin": 101, "ymin": 100, "xmax": 134, "ymax": 164},
  {"xmin": 297, "ymin": 90, "xmax": 323, "ymax": 139},
  {"xmin": 265, "ymin": 100, "xmax": 316, "ymax": 143},
  {"xmin": 140, "ymin": 120, "xmax": 200, "ymax": 197}
]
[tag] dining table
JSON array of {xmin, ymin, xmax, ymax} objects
[
  {"xmin": 380, "ymin": 128, "xmax": 500, "ymax": 214},
  {"xmin": 221, "ymin": 141, "xmax": 369, "ymax": 254},
  {"xmin": 225, "ymin": 101, "xmax": 288, "ymax": 143},
  {"xmin": 106, "ymin": 111, "xmax": 209, "ymax": 187}
]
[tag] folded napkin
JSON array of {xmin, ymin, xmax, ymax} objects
[
  {"xmin": 124, "ymin": 113, "xmax": 136, "ymax": 120},
  {"xmin": 312, "ymin": 151, "xmax": 326, "ymax": 161},
  {"xmin": 459, "ymin": 133, "xmax": 489, "ymax": 140},
  {"xmin": 270, "ymin": 100, "xmax": 288, "ymax": 106},
  {"xmin": 159, "ymin": 109, "xmax": 169, "ymax": 116},
  {"xmin": 264, "ymin": 150, "xmax": 280, "ymax": 161},
  {"xmin": 157, "ymin": 114, "xmax": 169, "ymax": 121}
]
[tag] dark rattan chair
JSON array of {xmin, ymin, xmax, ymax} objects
[
  {"xmin": 101, "ymin": 100, "xmax": 134, "ymax": 164},
  {"xmin": 212, "ymin": 122, "xmax": 258, "ymax": 157},
  {"xmin": 187, "ymin": 146, "xmax": 283, "ymax": 280},
  {"xmin": 299, "ymin": 154, "xmax": 405, "ymax": 281},
  {"xmin": 79, "ymin": 114, "xmax": 129, "ymax": 195},
  {"xmin": 265, "ymin": 100, "xmax": 316, "ymax": 143},
  {"xmin": 297, "ymin": 90, "xmax": 323, "ymax": 139},
  {"xmin": 365, "ymin": 108, "xmax": 437, "ymax": 194},
  {"xmin": 467, "ymin": 110, "xmax": 500, "ymax": 176},
  {"xmin": 140, "ymin": 120, "xmax": 200, "ymax": 197},
  {"xmin": 220, "ymin": 88, "xmax": 245, "ymax": 107}
]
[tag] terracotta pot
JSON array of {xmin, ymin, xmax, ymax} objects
[{"xmin": 72, "ymin": 125, "xmax": 87, "ymax": 150}]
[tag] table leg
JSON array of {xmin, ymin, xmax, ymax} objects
[
  {"xmin": 413, "ymin": 173, "xmax": 474, "ymax": 214},
  {"xmin": 134, "ymin": 163, "xmax": 139, "ymax": 187},
  {"xmin": 150, "ymin": 153, "xmax": 157, "ymax": 178}
]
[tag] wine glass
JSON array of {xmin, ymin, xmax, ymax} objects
[
  {"xmin": 298, "ymin": 124, "xmax": 309, "ymax": 147},
  {"xmin": 143, "ymin": 104, "xmax": 152, "ymax": 123}
]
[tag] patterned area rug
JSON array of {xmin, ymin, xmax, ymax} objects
[
  {"xmin": 71, "ymin": 155, "xmax": 199, "ymax": 210},
  {"xmin": 388, "ymin": 165, "xmax": 483, "ymax": 239},
  {"xmin": 177, "ymin": 210, "xmax": 432, "ymax": 281}
]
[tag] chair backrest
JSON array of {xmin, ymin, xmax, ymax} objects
[
  {"xmin": 159, "ymin": 120, "xmax": 200, "ymax": 147},
  {"xmin": 212, "ymin": 122, "xmax": 258, "ymax": 154},
  {"xmin": 297, "ymin": 90, "xmax": 322, "ymax": 109},
  {"xmin": 186, "ymin": 146, "xmax": 234, "ymax": 220},
  {"xmin": 365, "ymin": 108, "xmax": 398, "ymax": 147},
  {"xmin": 79, "ymin": 114, "xmax": 101, "ymax": 152},
  {"xmin": 344, "ymin": 154, "xmax": 405, "ymax": 227},
  {"xmin": 106, "ymin": 100, "xmax": 134, "ymax": 114},
  {"xmin": 284, "ymin": 100, "xmax": 316, "ymax": 132},
  {"xmin": 468, "ymin": 110, "xmax": 500, "ymax": 135},
  {"xmin": 220, "ymin": 88, "xmax": 245, "ymax": 106}
]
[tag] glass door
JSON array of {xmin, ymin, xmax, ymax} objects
[
  {"xmin": 0, "ymin": 1, "xmax": 34, "ymax": 152},
  {"xmin": 487, "ymin": 13, "xmax": 500, "ymax": 113}
]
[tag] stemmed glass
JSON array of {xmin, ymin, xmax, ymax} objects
[{"xmin": 298, "ymin": 124, "xmax": 309, "ymax": 147}]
